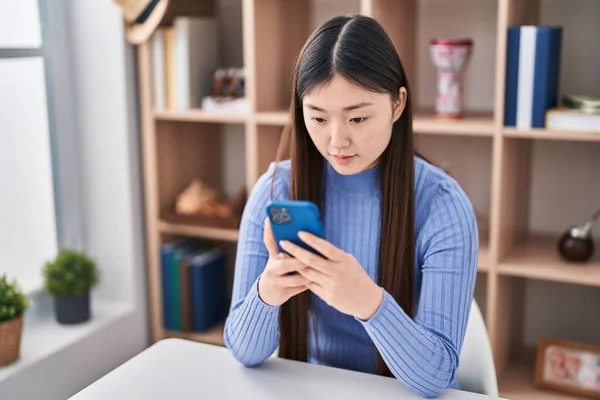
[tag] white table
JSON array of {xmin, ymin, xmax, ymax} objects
[{"xmin": 71, "ymin": 338, "xmax": 503, "ymax": 399}]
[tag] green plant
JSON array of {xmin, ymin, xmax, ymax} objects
[
  {"xmin": 42, "ymin": 249, "xmax": 100, "ymax": 296},
  {"xmin": 0, "ymin": 274, "xmax": 30, "ymax": 323}
]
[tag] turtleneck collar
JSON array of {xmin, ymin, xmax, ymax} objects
[{"xmin": 325, "ymin": 160, "xmax": 380, "ymax": 193}]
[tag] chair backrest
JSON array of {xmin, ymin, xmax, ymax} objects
[{"xmin": 456, "ymin": 300, "xmax": 499, "ymax": 397}]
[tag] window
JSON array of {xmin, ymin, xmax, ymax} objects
[{"xmin": 0, "ymin": 0, "xmax": 81, "ymax": 292}]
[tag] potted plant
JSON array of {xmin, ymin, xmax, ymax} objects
[
  {"xmin": 0, "ymin": 274, "xmax": 30, "ymax": 366},
  {"xmin": 42, "ymin": 249, "xmax": 100, "ymax": 324}
]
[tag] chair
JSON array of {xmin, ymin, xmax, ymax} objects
[{"xmin": 456, "ymin": 300, "xmax": 499, "ymax": 397}]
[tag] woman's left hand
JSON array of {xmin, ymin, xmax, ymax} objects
[{"xmin": 279, "ymin": 232, "xmax": 384, "ymax": 321}]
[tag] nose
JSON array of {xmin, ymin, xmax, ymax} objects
[{"xmin": 329, "ymin": 121, "xmax": 350, "ymax": 150}]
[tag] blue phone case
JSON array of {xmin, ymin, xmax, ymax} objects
[{"xmin": 266, "ymin": 200, "xmax": 325, "ymax": 256}]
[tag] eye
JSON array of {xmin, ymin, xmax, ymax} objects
[
  {"xmin": 311, "ymin": 117, "xmax": 326, "ymax": 124},
  {"xmin": 350, "ymin": 117, "xmax": 367, "ymax": 124}
]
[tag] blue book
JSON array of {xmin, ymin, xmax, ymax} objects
[
  {"xmin": 169, "ymin": 239, "xmax": 208, "ymax": 331},
  {"xmin": 189, "ymin": 247, "xmax": 227, "ymax": 333},
  {"xmin": 504, "ymin": 27, "xmax": 520, "ymax": 126},
  {"xmin": 160, "ymin": 238, "xmax": 191, "ymax": 330},
  {"xmin": 160, "ymin": 238, "xmax": 205, "ymax": 331},
  {"xmin": 531, "ymin": 26, "xmax": 562, "ymax": 127},
  {"xmin": 504, "ymin": 25, "xmax": 562, "ymax": 128}
]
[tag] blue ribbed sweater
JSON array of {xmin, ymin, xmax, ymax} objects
[{"xmin": 224, "ymin": 157, "xmax": 479, "ymax": 398}]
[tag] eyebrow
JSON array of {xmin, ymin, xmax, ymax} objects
[{"xmin": 304, "ymin": 102, "xmax": 374, "ymax": 112}]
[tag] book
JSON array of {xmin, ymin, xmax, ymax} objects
[
  {"xmin": 546, "ymin": 108, "xmax": 600, "ymax": 132},
  {"xmin": 178, "ymin": 245, "xmax": 211, "ymax": 332},
  {"xmin": 173, "ymin": 17, "xmax": 220, "ymax": 109},
  {"xmin": 504, "ymin": 25, "xmax": 563, "ymax": 128},
  {"xmin": 160, "ymin": 238, "xmax": 191, "ymax": 330},
  {"xmin": 151, "ymin": 28, "xmax": 166, "ymax": 110},
  {"xmin": 189, "ymin": 247, "xmax": 228, "ymax": 333},
  {"xmin": 160, "ymin": 238, "xmax": 206, "ymax": 331},
  {"xmin": 164, "ymin": 26, "xmax": 176, "ymax": 110}
]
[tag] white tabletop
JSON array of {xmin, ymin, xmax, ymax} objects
[{"xmin": 71, "ymin": 338, "xmax": 502, "ymax": 399}]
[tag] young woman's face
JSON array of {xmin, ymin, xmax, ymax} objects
[{"xmin": 302, "ymin": 74, "xmax": 406, "ymax": 175}]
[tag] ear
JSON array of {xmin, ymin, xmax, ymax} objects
[{"xmin": 392, "ymin": 87, "xmax": 407, "ymax": 122}]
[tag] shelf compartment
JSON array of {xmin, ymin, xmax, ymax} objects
[
  {"xmin": 366, "ymin": 0, "xmax": 498, "ymax": 113},
  {"xmin": 504, "ymin": 127, "xmax": 600, "ymax": 143},
  {"xmin": 165, "ymin": 322, "xmax": 225, "ymax": 347},
  {"xmin": 154, "ymin": 109, "xmax": 248, "ymax": 124},
  {"xmin": 497, "ymin": 236, "xmax": 600, "ymax": 287},
  {"xmin": 499, "ymin": 349, "xmax": 591, "ymax": 400},
  {"xmin": 156, "ymin": 121, "xmax": 246, "ymax": 243},
  {"xmin": 251, "ymin": 0, "xmax": 361, "ymax": 113}
]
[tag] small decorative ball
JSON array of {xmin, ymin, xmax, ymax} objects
[{"xmin": 557, "ymin": 227, "xmax": 594, "ymax": 263}]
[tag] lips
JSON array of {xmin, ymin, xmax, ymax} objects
[{"xmin": 332, "ymin": 155, "xmax": 355, "ymax": 165}]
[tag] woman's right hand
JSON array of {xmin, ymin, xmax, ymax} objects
[{"xmin": 257, "ymin": 218, "xmax": 310, "ymax": 306}]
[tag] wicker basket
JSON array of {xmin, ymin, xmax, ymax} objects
[{"xmin": 0, "ymin": 316, "xmax": 23, "ymax": 366}]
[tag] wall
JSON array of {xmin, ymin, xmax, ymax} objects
[{"xmin": 66, "ymin": 0, "xmax": 149, "ymax": 368}]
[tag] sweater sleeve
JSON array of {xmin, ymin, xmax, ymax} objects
[
  {"xmin": 357, "ymin": 181, "xmax": 479, "ymax": 398},
  {"xmin": 223, "ymin": 163, "xmax": 286, "ymax": 366}
]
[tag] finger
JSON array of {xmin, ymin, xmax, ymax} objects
[
  {"xmin": 305, "ymin": 282, "xmax": 329, "ymax": 303},
  {"xmin": 271, "ymin": 258, "xmax": 305, "ymax": 276},
  {"xmin": 296, "ymin": 266, "xmax": 329, "ymax": 286},
  {"xmin": 263, "ymin": 217, "xmax": 279, "ymax": 258},
  {"xmin": 277, "ymin": 273, "xmax": 311, "ymax": 288},
  {"xmin": 285, "ymin": 285, "xmax": 308, "ymax": 298},
  {"xmin": 298, "ymin": 231, "xmax": 345, "ymax": 261},
  {"xmin": 279, "ymin": 240, "xmax": 331, "ymax": 275}
]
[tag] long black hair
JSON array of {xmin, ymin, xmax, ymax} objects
[{"xmin": 274, "ymin": 14, "xmax": 417, "ymax": 377}]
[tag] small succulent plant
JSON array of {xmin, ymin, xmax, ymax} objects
[{"xmin": 43, "ymin": 249, "xmax": 100, "ymax": 296}]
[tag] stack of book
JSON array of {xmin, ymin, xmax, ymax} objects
[
  {"xmin": 151, "ymin": 17, "xmax": 220, "ymax": 110},
  {"xmin": 545, "ymin": 94, "xmax": 600, "ymax": 132},
  {"xmin": 160, "ymin": 238, "xmax": 228, "ymax": 333},
  {"xmin": 504, "ymin": 25, "xmax": 563, "ymax": 129}
]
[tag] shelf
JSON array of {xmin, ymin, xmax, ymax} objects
[
  {"xmin": 504, "ymin": 127, "xmax": 600, "ymax": 142},
  {"xmin": 499, "ymin": 350, "xmax": 591, "ymax": 400},
  {"xmin": 256, "ymin": 111, "xmax": 290, "ymax": 126},
  {"xmin": 165, "ymin": 322, "xmax": 225, "ymax": 347},
  {"xmin": 154, "ymin": 109, "xmax": 248, "ymax": 124},
  {"xmin": 159, "ymin": 220, "xmax": 239, "ymax": 242},
  {"xmin": 413, "ymin": 110, "xmax": 494, "ymax": 137},
  {"xmin": 497, "ymin": 236, "xmax": 600, "ymax": 287},
  {"xmin": 253, "ymin": 110, "xmax": 495, "ymax": 137}
]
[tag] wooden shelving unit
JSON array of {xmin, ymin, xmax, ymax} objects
[{"xmin": 134, "ymin": 0, "xmax": 600, "ymax": 398}]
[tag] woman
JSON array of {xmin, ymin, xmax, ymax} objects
[{"xmin": 224, "ymin": 14, "xmax": 478, "ymax": 399}]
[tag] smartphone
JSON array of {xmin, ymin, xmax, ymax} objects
[{"xmin": 266, "ymin": 200, "xmax": 325, "ymax": 256}]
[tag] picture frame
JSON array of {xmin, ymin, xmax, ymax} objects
[{"xmin": 535, "ymin": 337, "xmax": 600, "ymax": 399}]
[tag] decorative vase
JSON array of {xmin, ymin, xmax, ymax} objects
[
  {"xmin": 430, "ymin": 38, "xmax": 474, "ymax": 118},
  {"xmin": 55, "ymin": 291, "xmax": 90, "ymax": 324},
  {"xmin": 0, "ymin": 316, "xmax": 24, "ymax": 366}
]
